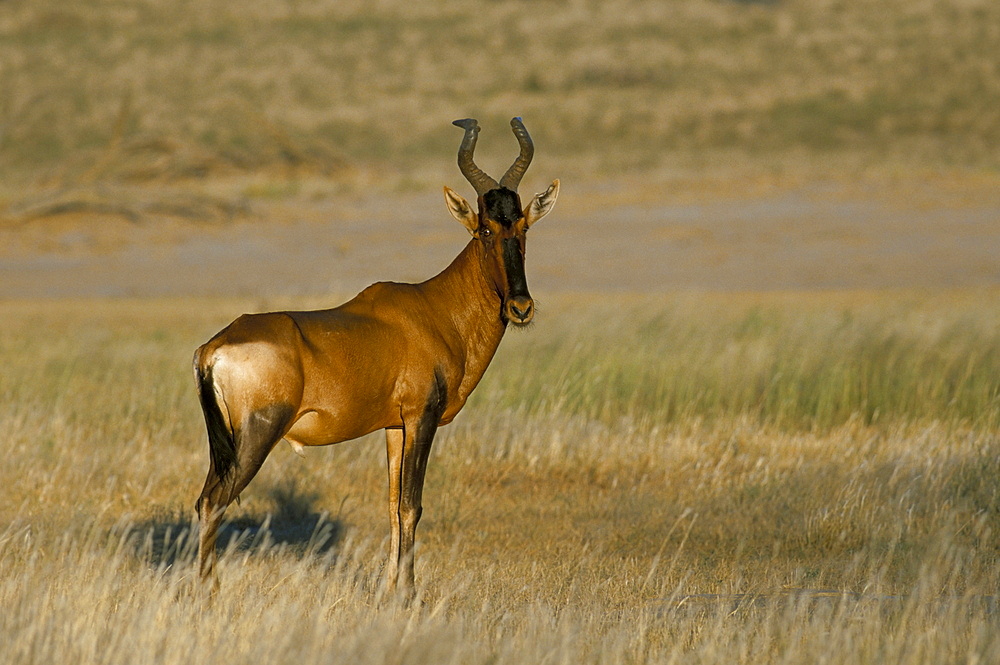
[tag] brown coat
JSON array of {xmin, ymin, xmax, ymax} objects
[{"xmin": 193, "ymin": 171, "xmax": 559, "ymax": 596}]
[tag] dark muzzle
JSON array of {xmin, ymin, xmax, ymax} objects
[{"xmin": 502, "ymin": 237, "xmax": 534, "ymax": 325}]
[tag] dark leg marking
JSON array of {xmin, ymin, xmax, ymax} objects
[{"xmin": 197, "ymin": 404, "xmax": 294, "ymax": 583}]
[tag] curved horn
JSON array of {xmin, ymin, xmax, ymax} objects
[
  {"xmin": 499, "ymin": 117, "xmax": 534, "ymax": 191},
  {"xmin": 453, "ymin": 118, "xmax": 499, "ymax": 196}
]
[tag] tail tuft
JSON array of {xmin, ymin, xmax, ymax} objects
[{"xmin": 196, "ymin": 362, "xmax": 237, "ymax": 483}]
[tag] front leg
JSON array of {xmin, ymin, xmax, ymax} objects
[
  {"xmin": 384, "ymin": 427, "xmax": 404, "ymax": 594},
  {"xmin": 384, "ymin": 375, "xmax": 447, "ymax": 599}
]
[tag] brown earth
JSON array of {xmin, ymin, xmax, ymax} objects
[{"xmin": 1, "ymin": 175, "xmax": 998, "ymax": 299}]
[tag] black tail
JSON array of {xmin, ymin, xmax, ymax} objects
[{"xmin": 196, "ymin": 363, "xmax": 237, "ymax": 484}]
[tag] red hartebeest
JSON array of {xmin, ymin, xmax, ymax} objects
[{"xmin": 193, "ymin": 117, "xmax": 559, "ymax": 595}]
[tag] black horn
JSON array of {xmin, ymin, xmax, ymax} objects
[
  {"xmin": 499, "ymin": 117, "xmax": 534, "ymax": 191},
  {"xmin": 453, "ymin": 118, "xmax": 499, "ymax": 197}
]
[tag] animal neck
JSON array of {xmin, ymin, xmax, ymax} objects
[{"xmin": 424, "ymin": 238, "xmax": 508, "ymax": 367}]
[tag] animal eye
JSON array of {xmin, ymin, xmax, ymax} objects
[{"xmin": 481, "ymin": 228, "xmax": 492, "ymax": 238}]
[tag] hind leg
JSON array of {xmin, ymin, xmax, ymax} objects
[
  {"xmin": 196, "ymin": 407, "xmax": 292, "ymax": 587},
  {"xmin": 196, "ymin": 467, "xmax": 228, "ymax": 589}
]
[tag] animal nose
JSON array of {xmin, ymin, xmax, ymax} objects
[{"xmin": 507, "ymin": 297, "xmax": 534, "ymax": 324}]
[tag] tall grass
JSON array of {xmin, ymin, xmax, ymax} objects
[
  {"xmin": 481, "ymin": 291, "xmax": 1000, "ymax": 429},
  {"xmin": 2, "ymin": 293, "xmax": 1000, "ymax": 663},
  {"xmin": 3, "ymin": 519, "xmax": 1000, "ymax": 664}
]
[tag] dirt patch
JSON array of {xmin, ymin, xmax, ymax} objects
[{"xmin": 1, "ymin": 177, "xmax": 999, "ymax": 298}]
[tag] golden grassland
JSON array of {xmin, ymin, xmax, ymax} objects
[
  {"xmin": 2, "ymin": 293, "xmax": 1000, "ymax": 663},
  {"xmin": 3, "ymin": 0, "xmax": 1000, "ymax": 661},
  {"xmin": 1, "ymin": 0, "xmax": 999, "ymax": 193}
]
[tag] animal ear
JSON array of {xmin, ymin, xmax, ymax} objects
[
  {"xmin": 523, "ymin": 179, "xmax": 560, "ymax": 227},
  {"xmin": 444, "ymin": 186, "xmax": 478, "ymax": 234}
]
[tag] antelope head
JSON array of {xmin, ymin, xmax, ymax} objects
[{"xmin": 444, "ymin": 117, "xmax": 560, "ymax": 326}]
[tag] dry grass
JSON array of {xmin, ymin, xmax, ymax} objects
[
  {"xmin": 483, "ymin": 291, "xmax": 1000, "ymax": 428},
  {"xmin": 3, "ymin": 1, "xmax": 1000, "ymax": 659},
  {"xmin": 1, "ymin": 0, "xmax": 999, "ymax": 192},
  {"xmin": 2, "ymin": 293, "xmax": 1000, "ymax": 663}
]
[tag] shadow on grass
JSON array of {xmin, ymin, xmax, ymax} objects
[{"xmin": 129, "ymin": 480, "xmax": 345, "ymax": 570}]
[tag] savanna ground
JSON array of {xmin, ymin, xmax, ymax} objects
[{"xmin": 2, "ymin": 1, "xmax": 1000, "ymax": 663}]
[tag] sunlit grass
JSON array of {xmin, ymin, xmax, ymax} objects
[
  {"xmin": 2, "ymin": 293, "xmax": 1000, "ymax": 662},
  {"xmin": 3, "ymin": 519, "xmax": 1000, "ymax": 664},
  {"xmin": 479, "ymin": 291, "xmax": 1000, "ymax": 429},
  {"xmin": 3, "ymin": 0, "xmax": 999, "ymax": 658}
]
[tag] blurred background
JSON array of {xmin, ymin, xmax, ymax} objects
[{"xmin": 1, "ymin": 0, "xmax": 998, "ymax": 296}]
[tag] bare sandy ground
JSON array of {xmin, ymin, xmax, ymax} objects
[{"xmin": 1, "ymin": 177, "xmax": 998, "ymax": 299}]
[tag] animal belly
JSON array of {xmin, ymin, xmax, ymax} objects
[{"xmin": 283, "ymin": 409, "xmax": 389, "ymax": 447}]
